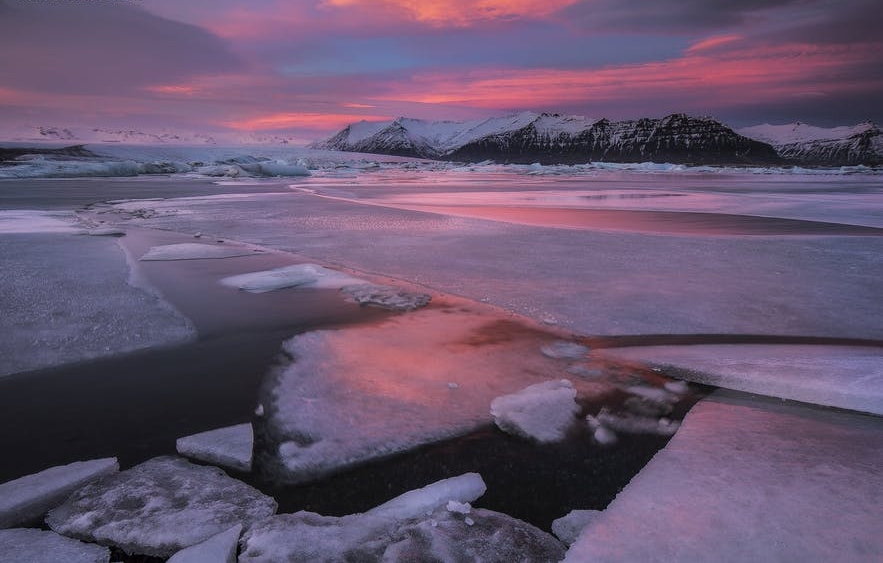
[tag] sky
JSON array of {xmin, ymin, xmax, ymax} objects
[{"xmin": 1, "ymin": 0, "xmax": 881, "ymax": 143}]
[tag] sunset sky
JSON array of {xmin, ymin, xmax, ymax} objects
[{"xmin": 1, "ymin": 0, "xmax": 881, "ymax": 142}]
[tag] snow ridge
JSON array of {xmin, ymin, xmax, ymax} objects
[{"xmin": 739, "ymin": 122, "xmax": 882, "ymax": 166}]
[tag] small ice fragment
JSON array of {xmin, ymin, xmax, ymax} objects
[
  {"xmin": 664, "ymin": 380, "xmax": 690, "ymax": 394},
  {"xmin": 541, "ymin": 315, "xmax": 558, "ymax": 325},
  {"xmin": 166, "ymin": 524, "xmax": 241, "ymax": 563},
  {"xmin": 176, "ymin": 423, "xmax": 253, "ymax": 473},
  {"xmin": 541, "ymin": 341, "xmax": 589, "ymax": 360},
  {"xmin": 464, "ymin": 517, "xmax": 475, "ymax": 526},
  {"xmin": 255, "ymin": 404, "xmax": 265, "ymax": 417},
  {"xmin": 625, "ymin": 385, "xmax": 678, "ymax": 404},
  {"xmin": 193, "ymin": 232, "xmax": 202, "ymax": 238},
  {"xmin": 490, "ymin": 380, "xmax": 580, "ymax": 443},
  {"xmin": 84, "ymin": 227, "xmax": 125, "ymax": 237},
  {"xmin": 446, "ymin": 500, "xmax": 471, "ymax": 515},
  {"xmin": 447, "ymin": 382, "xmax": 459, "ymax": 389},
  {"xmin": 0, "ymin": 458, "xmax": 119, "ymax": 529},
  {"xmin": 594, "ymin": 426, "xmax": 618, "ymax": 446},
  {"xmin": 140, "ymin": 243, "xmax": 258, "ymax": 261},
  {"xmin": 596, "ymin": 409, "xmax": 680, "ymax": 436},
  {"xmin": 552, "ymin": 510, "xmax": 601, "ymax": 545},
  {"xmin": 567, "ymin": 364, "xmax": 604, "ymax": 378}
]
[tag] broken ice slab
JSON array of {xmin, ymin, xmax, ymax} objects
[
  {"xmin": 0, "ymin": 458, "xmax": 118, "ymax": 529},
  {"xmin": 46, "ymin": 456, "xmax": 277, "ymax": 558},
  {"xmin": 176, "ymin": 423, "xmax": 253, "ymax": 473},
  {"xmin": 218, "ymin": 263, "xmax": 365, "ymax": 292},
  {"xmin": 166, "ymin": 524, "xmax": 241, "ymax": 563},
  {"xmin": 490, "ymin": 380, "xmax": 581, "ymax": 443},
  {"xmin": 239, "ymin": 473, "xmax": 564, "ymax": 563},
  {"xmin": 552, "ymin": 510, "xmax": 601, "ymax": 546},
  {"xmin": 597, "ymin": 344, "xmax": 883, "ymax": 415},
  {"xmin": 140, "ymin": 242, "xmax": 262, "ymax": 261},
  {"xmin": 564, "ymin": 390, "xmax": 883, "ymax": 562},
  {"xmin": 0, "ymin": 528, "xmax": 110, "ymax": 563}
]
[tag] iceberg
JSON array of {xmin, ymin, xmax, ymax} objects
[
  {"xmin": 45, "ymin": 456, "xmax": 277, "ymax": 557},
  {"xmin": 166, "ymin": 524, "xmax": 241, "ymax": 563},
  {"xmin": 564, "ymin": 390, "xmax": 883, "ymax": 562},
  {"xmin": 0, "ymin": 528, "xmax": 110, "ymax": 563},
  {"xmin": 140, "ymin": 242, "xmax": 262, "ymax": 261},
  {"xmin": 176, "ymin": 423, "xmax": 253, "ymax": 473},
  {"xmin": 490, "ymin": 380, "xmax": 581, "ymax": 443},
  {"xmin": 218, "ymin": 263, "xmax": 365, "ymax": 292},
  {"xmin": 0, "ymin": 458, "xmax": 118, "ymax": 529}
]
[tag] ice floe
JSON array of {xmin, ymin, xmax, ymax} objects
[
  {"xmin": 564, "ymin": 390, "xmax": 883, "ymax": 562},
  {"xmin": 166, "ymin": 524, "xmax": 241, "ymax": 563},
  {"xmin": 340, "ymin": 283, "xmax": 432, "ymax": 311},
  {"xmin": 490, "ymin": 380, "xmax": 581, "ymax": 443},
  {"xmin": 176, "ymin": 423, "xmax": 253, "ymax": 473},
  {"xmin": 597, "ymin": 344, "xmax": 883, "ymax": 415},
  {"xmin": 261, "ymin": 300, "xmax": 611, "ymax": 483},
  {"xmin": 0, "ymin": 458, "xmax": 118, "ymax": 529},
  {"xmin": 552, "ymin": 510, "xmax": 601, "ymax": 546},
  {"xmin": 0, "ymin": 528, "xmax": 110, "ymax": 563},
  {"xmin": 239, "ymin": 473, "xmax": 564, "ymax": 563},
  {"xmin": 140, "ymin": 242, "xmax": 262, "ymax": 261},
  {"xmin": 45, "ymin": 456, "xmax": 277, "ymax": 557},
  {"xmin": 218, "ymin": 263, "xmax": 365, "ymax": 292}
]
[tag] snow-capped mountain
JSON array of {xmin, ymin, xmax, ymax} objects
[
  {"xmin": 312, "ymin": 112, "xmax": 780, "ymax": 165},
  {"xmin": 738, "ymin": 122, "xmax": 882, "ymax": 166}
]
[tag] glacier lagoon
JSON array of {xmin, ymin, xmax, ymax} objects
[{"xmin": 1, "ymin": 157, "xmax": 881, "ymax": 561}]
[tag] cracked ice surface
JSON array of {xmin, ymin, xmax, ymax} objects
[
  {"xmin": 262, "ymin": 300, "xmax": 611, "ymax": 483},
  {"xmin": 0, "ymin": 229, "xmax": 195, "ymax": 377},
  {"xmin": 563, "ymin": 390, "xmax": 883, "ymax": 563},
  {"xmin": 45, "ymin": 456, "xmax": 277, "ymax": 557},
  {"xmin": 597, "ymin": 344, "xmax": 883, "ymax": 415}
]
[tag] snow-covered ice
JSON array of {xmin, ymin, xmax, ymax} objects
[
  {"xmin": 261, "ymin": 299, "xmax": 611, "ymax": 482},
  {"xmin": 564, "ymin": 390, "xmax": 883, "ymax": 562},
  {"xmin": 0, "ymin": 458, "xmax": 118, "ymax": 529},
  {"xmin": 0, "ymin": 210, "xmax": 81, "ymax": 234},
  {"xmin": 45, "ymin": 456, "xmax": 277, "ymax": 557},
  {"xmin": 552, "ymin": 510, "xmax": 601, "ymax": 546},
  {"xmin": 218, "ymin": 263, "xmax": 365, "ymax": 292},
  {"xmin": 238, "ymin": 473, "xmax": 564, "ymax": 563},
  {"xmin": 339, "ymin": 283, "xmax": 432, "ymax": 310},
  {"xmin": 176, "ymin": 423, "xmax": 253, "ymax": 473},
  {"xmin": 490, "ymin": 380, "xmax": 581, "ymax": 443},
  {"xmin": 0, "ymin": 528, "xmax": 110, "ymax": 563},
  {"xmin": 140, "ymin": 242, "xmax": 262, "ymax": 261},
  {"xmin": 597, "ymin": 344, "xmax": 883, "ymax": 415},
  {"xmin": 166, "ymin": 524, "xmax": 241, "ymax": 563}
]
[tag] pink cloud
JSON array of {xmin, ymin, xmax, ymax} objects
[{"xmin": 320, "ymin": 0, "xmax": 581, "ymax": 26}]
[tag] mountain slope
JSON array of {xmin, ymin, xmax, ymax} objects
[{"xmin": 738, "ymin": 122, "xmax": 883, "ymax": 166}]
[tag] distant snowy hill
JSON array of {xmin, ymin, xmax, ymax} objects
[
  {"xmin": 738, "ymin": 122, "xmax": 883, "ymax": 166},
  {"xmin": 312, "ymin": 112, "xmax": 780, "ymax": 165},
  {"xmin": 2, "ymin": 125, "xmax": 302, "ymax": 146}
]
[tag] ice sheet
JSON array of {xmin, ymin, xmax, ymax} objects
[
  {"xmin": 176, "ymin": 423, "xmax": 253, "ymax": 473},
  {"xmin": 564, "ymin": 390, "xmax": 883, "ymax": 562},
  {"xmin": 597, "ymin": 345, "xmax": 883, "ymax": 415},
  {"xmin": 0, "ymin": 458, "xmax": 118, "ymax": 529},
  {"xmin": 218, "ymin": 263, "xmax": 365, "ymax": 292},
  {"xmin": 490, "ymin": 380, "xmax": 581, "ymax": 443},
  {"xmin": 0, "ymin": 528, "xmax": 110, "ymax": 563},
  {"xmin": 140, "ymin": 242, "xmax": 262, "ymax": 261},
  {"xmin": 45, "ymin": 456, "xmax": 277, "ymax": 557},
  {"xmin": 261, "ymin": 299, "xmax": 612, "ymax": 483}
]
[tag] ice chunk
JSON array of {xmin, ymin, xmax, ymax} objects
[
  {"xmin": 541, "ymin": 341, "xmax": 590, "ymax": 359},
  {"xmin": 366, "ymin": 473, "xmax": 486, "ymax": 521},
  {"xmin": 594, "ymin": 408, "xmax": 680, "ymax": 436},
  {"xmin": 490, "ymin": 380, "xmax": 580, "ymax": 443},
  {"xmin": 82, "ymin": 227, "xmax": 126, "ymax": 237},
  {"xmin": 218, "ymin": 263, "xmax": 365, "ymax": 292},
  {"xmin": 0, "ymin": 458, "xmax": 118, "ymax": 529},
  {"xmin": 598, "ymin": 345, "xmax": 883, "ymax": 415},
  {"xmin": 564, "ymin": 390, "xmax": 883, "ymax": 562},
  {"xmin": 446, "ymin": 500, "xmax": 472, "ymax": 515},
  {"xmin": 176, "ymin": 423, "xmax": 253, "ymax": 473},
  {"xmin": 552, "ymin": 510, "xmax": 601, "ymax": 546},
  {"xmin": 340, "ymin": 283, "xmax": 432, "ymax": 311},
  {"xmin": 0, "ymin": 528, "xmax": 110, "ymax": 563},
  {"xmin": 45, "ymin": 456, "xmax": 277, "ymax": 557},
  {"xmin": 166, "ymin": 524, "xmax": 241, "ymax": 563},
  {"xmin": 140, "ymin": 243, "xmax": 261, "ymax": 261}
]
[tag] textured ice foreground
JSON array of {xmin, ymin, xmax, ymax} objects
[
  {"xmin": 46, "ymin": 456, "xmax": 277, "ymax": 557},
  {"xmin": 176, "ymin": 423, "xmax": 253, "ymax": 472},
  {"xmin": 0, "ymin": 528, "xmax": 110, "ymax": 563},
  {"xmin": 218, "ymin": 263, "xmax": 365, "ymax": 292},
  {"xmin": 262, "ymin": 298, "xmax": 609, "ymax": 482},
  {"xmin": 239, "ymin": 473, "xmax": 565, "ymax": 563},
  {"xmin": 564, "ymin": 390, "xmax": 883, "ymax": 562},
  {"xmin": 140, "ymin": 242, "xmax": 262, "ymax": 261},
  {"xmin": 0, "ymin": 209, "xmax": 82, "ymax": 234},
  {"xmin": 166, "ymin": 524, "xmax": 241, "ymax": 563},
  {"xmin": 490, "ymin": 379, "xmax": 581, "ymax": 443},
  {"xmin": 0, "ymin": 458, "xmax": 118, "ymax": 529},
  {"xmin": 598, "ymin": 344, "xmax": 883, "ymax": 415}
]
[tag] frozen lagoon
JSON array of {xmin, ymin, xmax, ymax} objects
[{"xmin": 1, "ymin": 161, "xmax": 882, "ymax": 560}]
